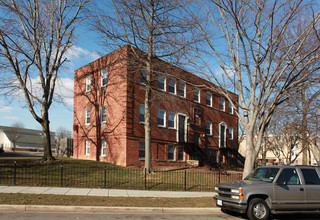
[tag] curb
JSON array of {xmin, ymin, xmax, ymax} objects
[{"xmin": 0, "ymin": 205, "xmax": 221, "ymax": 214}]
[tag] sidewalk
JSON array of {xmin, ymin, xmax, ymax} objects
[{"xmin": 0, "ymin": 186, "xmax": 220, "ymax": 214}]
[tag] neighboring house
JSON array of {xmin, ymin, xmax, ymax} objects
[
  {"xmin": 239, "ymin": 135, "xmax": 320, "ymax": 166},
  {"xmin": 0, "ymin": 126, "xmax": 56, "ymax": 152},
  {"xmin": 73, "ymin": 45, "xmax": 239, "ymax": 167}
]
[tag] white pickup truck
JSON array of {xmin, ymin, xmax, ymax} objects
[{"xmin": 214, "ymin": 165, "xmax": 320, "ymax": 220}]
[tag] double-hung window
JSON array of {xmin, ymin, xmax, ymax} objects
[
  {"xmin": 168, "ymin": 145, "xmax": 175, "ymax": 161},
  {"xmin": 139, "ymin": 104, "xmax": 145, "ymax": 123},
  {"xmin": 229, "ymin": 102, "xmax": 233, "ymax": 114},
  {"xmin": 178, "ymin": 81, "xmax": 186, "ymax": 98},
  {"xmin": 140, "ymin": 70, "xmax": 147, "ymax": 85},
  {"xmin": 139, "ymin": 141, "xmax": 145, "ymax": 159},
  {"xmin": 206, "ymin": 121, "xmax": 212, "ymax": 136},
  {"xmin": 194, "ymin": 88, "xmax": 200, "ymax": 103},
  {"xmin": 158, "ymin": 75, "xmax": 166, "ymax": 91},
  {"xmin": 168, "ymin": 112, "xmax": 176, "ymax": 129},
  {"xmin": 86, "ymin": 76, "xmax": 91, "ymax": 92},
  {"xmin": 101, "ymin": 139, "xmax": 106, "ymax": 156},
  {"xmin": 101, "ymin": 106, "xmax": 106, "ymax": 123},
  {"xmin": 228, "ymin": 127, "xmax": 233, "ymax": 140},
  {"xmin": 178, "ymin": 147, "xmax": 184, "ymax": 161},
  {"xmin": 168, "ymin": 79, "xmax": 176, "ymax": 94},
  {"xmin": 86, "ymin": 139, "xmax": 90, "ymax": 156},
  {"xmin": 157, "ymin": 109, "xmax": 166, "ymax": 127},
  {"xmin": 85, "ymin": 109, "xmax": 90, "ymax": 125},
  {"xmin": 101, "ymin": 69, "xmax": 107, "ymax": 87},
  {"xmin": 220, "ymin": 97, "xmax": 225, "ymax": 111},
  {"xmin": 207, "ymin": 92, "xmax": 212, "ymax": 107}
]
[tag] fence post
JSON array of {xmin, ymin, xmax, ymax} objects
[
  {"xmin": 184, "ymin": 170, "xmax": 187, "ymax": 191},
  {"xmin": 104, "ymin": 166, "xmax": 107, "ymax": 189},
  {"xmin": 60, "ymin": 163, "xmax": 63, "ymax": 187},
  {"xmin": 144, "ymin": 168, "xmax": 147, "ymax": 190},
  {"xmin": 14, "ymin": 161, "xmax": 17, "ymax": 185},
  {"xmin": 218, "ymin": 169, "xmax": 221, "ymax": 183}
]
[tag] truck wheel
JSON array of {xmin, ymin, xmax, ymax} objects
[{"xmin": 247, "ymin": 198, "xmax": 270, "ymax": 220}]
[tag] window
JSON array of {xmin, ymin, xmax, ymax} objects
[
  {"xmin": 101, "ymin": 139, "xmax": 106, "ymax": 156},
  {"xmin": 140, "ymin": 70, "xmax": 147, "ymax": 85},
  {"xmin": 157, "ymin": 109, "xmax": 166, "ymax": 127},
  {"xmin": 194, "ymin": 88, "xmax": 200, "ymax": 103},
  {"xmin": 229, "ymin": 102, "xmax": 233, "ymax": 114},
  {"xmin": 207, "ymin": 93, "xmax": 212, "ymax": 107},
  {"xmin": 158, "ymin": 75, "xmax": 166, "ymax": 91},
  {"xmin": 301, "ymin": 169, "xmax": 320, "ymax": 185},
  {"xmin": 85, "ymin": 109, "xmax": 90, "ymax": 125},
  {"xmin": 206, "ymin": 121, "xmax": 212, "ymax": 136},
  {"xmin": 86, "ymin": 76, "xmax": 91, "ymax": 92},
  {"xmin": 178, "ymin": 81, "xmax": 186, "ymax": 98},
  {"xmin": 194, "ymin": 108, "xmax": 202, "ymax": 125},
  {"xmin": 220, "ymin": 97, "xmax": 225, "ymax": 111},
  {"xmin": 228, "ymin": 127, "xmax": 233, "ymax": 140},
  {"xmin": 86, "ymin": 139, "xmax": 90, "ymax": 156},
  {"xmin": 168, "ymin": 79, "xmax": 176, "ymax": 94},
  {"xmin": 101, "ymin": 69, "xmax": 107, "ymax": 87},
  {"xmin": 168, "ymin": 112, "xmax": 176, "ymax": 129},
  {"xmin": 219, "ymin": 123, "xmax": 226, "ymax": 147},
  {"xmin": 101, "ymin": 106, "xmax": 106, "ymax": 123},
  {"xmin": 168, "ymin": 145, "xmax": 175, "ymax": 161},
  {"xmin": 139, "ymin": 104, "xmax": 145, "ymax": 123},
  {"xmin": 178, "ymin": 147, "xmax": 184, "ymax": 161},
  {"xmin": 276, "ymin": 168, "xmax": 300, "ymax": 185},
  {"xmin": 139, "ymin": 141, "xmax": 145, "ymax": 159}
]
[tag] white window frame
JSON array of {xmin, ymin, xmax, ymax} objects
[
  {"xmin": 220, "ymin": 97, "xmax": 225, "ymax": 111},
  {"xmin": 101, "ymin": 105, "xmax": 107, "ymax": 123},
  {"xmin": 139, "ymin": 104, "xmax": 145, "ymax": 123},
  {"xmin": 168, "ymin": 112, "xmax": 176, "ymax": 129},
  {"xmin": 139, "ymin": 141, "xmax": 145, "ymax": 160},
  {"xmin": 229, "ymin": 102, "xmax": 233, "ymax": 114},
  {"xmin": 219, "ymin": 122, "xmax": 226, "ymax": 148},
  {"xmin": 194, "ymin": 87, "xmax": 200, "ymax": 103},
  {"xmin": 207, "ymin": 92, "xmax": 212, "ymax": 107},
  {"xmin": 86, "ymin": 76, "xmax": 91, "ymax": 92},
  {"xmin": 228, "ymin": 127, "xmax": 234, "ymax": 140},
  {"xmin": 206, "ymin": 121, "xmax": 212, "ymax": 136},
  {"xmin": 178, "ymin": 80, "xmax": 186, "ymax": 98},
  {"xmin": 101, "ymin": 139, "xmax": 106, "ymax": 156},
  {"xmin": 168, "ymin": 78, "xmax": 176, "ymax": 95},
  {"xmin": 168, "ymin": 145, "xmax": 175, "ymax": 161},
  {"xmin": 157, "ymin": 109, "xmax": 166, "ymax": 127},
  {"xmin": 86, "ymin": 139, "xmax": 90, "ymax": 156},
  {"xmin": 140, "ymin": 70, "xmax": 147, "ymax": 85},
  {"xmin": 85, "ymin": 109, "xmax": 90, "ymax": 125},
  {"xmin": 101, "ymin": 69, "xmax": 107, "ymax": 87},
  {"xmin": 158, "ymin": 75, "xmax": 166, "ymax": 91}
]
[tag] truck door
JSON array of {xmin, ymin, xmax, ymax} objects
[
  {"xmin": 300, "ymin": 168, "xmax": 320, "ymax": 210},
  {"xmin": 273, "ymin": 168, "xmax": 306, "ymax": 210}
]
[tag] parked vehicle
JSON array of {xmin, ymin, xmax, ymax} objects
[{"xmin": 214, "ymin": 165, "xmax": 320, "ymax": 220}]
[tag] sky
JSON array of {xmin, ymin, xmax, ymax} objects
[{"xmin": 0, "ymin": 28, "xmax": 105, "ymax": 134}]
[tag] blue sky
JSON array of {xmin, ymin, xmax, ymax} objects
[{"xmin": 0, "ymin": 29, "xmax": 106, "ymax": 134}]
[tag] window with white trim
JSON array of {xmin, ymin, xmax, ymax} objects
[
  {"xmin": 178, "ymin": 81, "xmax": 186, "ymax": 98},
  {"xmin": 229, "ymin": 102, "xmax": 233, "ymax": 114},
  {"xmin": 168, "ymin": 145, "xmax": 175, "ymax": 161},
  {"xmin": 86, "ymin": 139, "xmax": 90, "ymax": 156},
  {"xmin": 101, "ymin": 139, "xmax": 106, "ymax": 156},
  {"xmin": 85, "ymin": 109, "xmax": 90, "ymax": 125},
  {"xmin": 168, "ymin": 78, "xmax": 176, "ymax": 94},
  {"xmin": 101, "ymin": 106, "xmax": 106, "ymax": 123},
  {"xmin": 206, "ymin": 121, "xmax": 212, "ymax": 136},
  {"xmin": 139, "ymin": 141, "xmax": 145, "ymax": 159},
  {"xmin": 139, "ymin": 104, "xmax": 145, "ymax": 123},
  {"xmin": 168, "ymin": 112, "xmax": 176, "ymax": 129},
  {"xmin": 207, "ymin": 92, "xmax": 212, "ymax": 107},
  {"xmin": 219, "ymin": 123, "xmax": 226, "ymax": 147},
  {"xmin": 228, "ymin": 127, "xmax": 233, "ymax": 140},
  {"xmin": 140, "ymin": 70, "xmax": 147, "ymax": 85},
  {"xmin": 101, "ymin": 69, "xmax": 107, "ymax": 87},
  {"xmin": 157, "ymin": 109, "xmax": 166, "ymax": 127},
  {"xmin": 220, "ymin": 97, "xmax": 225, "ymax": 111},
  {"xmin": 158, "ymin": 75, "xmax": 166, "ymax": 91},
  {"xmin": 178, "ymin": 147, "xmax": 184, "ymax": 161},
  {"xmin": 194, "ymin": 88, "xmax": 200, "ymax": 103},
  {"xmin": 86, "ymin": 76, "xmax": 91, "ymax": 92}
]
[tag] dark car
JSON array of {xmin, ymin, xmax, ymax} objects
[{"xmin": 214, "ymin": 165, "xmax": 320, "ymax": 220}]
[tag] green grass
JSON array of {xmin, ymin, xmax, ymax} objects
[{"xmin": 0, "ymin": 158, "xmax": 242, "ymax": 191}]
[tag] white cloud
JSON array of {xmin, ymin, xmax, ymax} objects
[
  {"xmin": 65, "ymin": 45, "xmax": 100, "ymax": 63},
  {"xmin": 0, "ymin": 106, "xmax": 14, "ymax": 113},
  {"xmin": 3, "ymin": 115, "xmax": 19, "ymax": 121},
  {"xmin": 55, "ymin": 77, "xmax": 74, "ymax": 107}
]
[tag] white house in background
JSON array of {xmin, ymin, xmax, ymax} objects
[{"xmin": 0, "ymin": 126, "xmax": 56, "ymax": 152}]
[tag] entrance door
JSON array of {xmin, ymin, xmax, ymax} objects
[{"xmin": 178, "ymin": 114, "xmax": 186, "ymax": 142}]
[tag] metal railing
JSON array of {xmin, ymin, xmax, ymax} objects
[{"xmin": 0, "ymin": 160, "xmax": 242, "ymax": 191}]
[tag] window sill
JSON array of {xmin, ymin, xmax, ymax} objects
[{"xmin": 157, "ymin": 125, "xmax": 166, "ymax": 128}]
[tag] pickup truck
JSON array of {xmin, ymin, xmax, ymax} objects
[{"xmin": 214, "ymin": 165, "xmax": 320, "ymax": 220}]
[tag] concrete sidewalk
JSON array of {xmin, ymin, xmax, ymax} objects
[{"xmin": 0, "ymin": 185, "xmax": 214, "ymax": 198}]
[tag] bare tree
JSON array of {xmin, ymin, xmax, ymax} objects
[
  {"xmin": 90, "ymin": 0, "xmax": 194, "ymax": 173},
  {"xmin": 0, "ymin": 0, "xmax": 89, "ymax": 161},
  {"xmin": 186, "ymin": 0, "xmax": 320, "ymax": 177},
  {"xmin": 55, "ymin": 126, "xmax": 72, "ymax": 139},
  {"xmin": 5, "ymin": 122, "xmax": 24, "ymax": 152}
]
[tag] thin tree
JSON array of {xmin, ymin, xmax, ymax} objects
[
  {"xmin": 6, "ymin": 122, "xmax": 24, "ymax": 152},
  {"xmin": 90, "ymin": 0, "xmax": 194, "ymax": 173},
  {"xmin": 187, "ymin": 0, "xmax": 320, "ymax": 177},
  {"xmin": 0, "ymin": 0, "xmax": 90, "ymax": 161}
]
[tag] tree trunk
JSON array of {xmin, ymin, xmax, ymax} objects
[
  {"xmin": 243, "ymin": 132, "xmax": 255, "ymax": 178},
  {"xmin": 144, "ymin": 63, "xmax": 152, "ymax": 174},
  {"xmin": 41, "ymin": 113, "xmax": 54, "ymax": 161},
  {"xmin": 301, "ymin": 88, "xmax": 308, "ymax": 165}
]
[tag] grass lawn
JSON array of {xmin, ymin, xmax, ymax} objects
[{"xmin": 0, "ymin": 193, "xmax": 217, "ymax": 208}]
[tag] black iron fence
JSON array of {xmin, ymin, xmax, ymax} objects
[{"xmin": 0, "ymin": 160, "xmax": 242, "ymax": 191}]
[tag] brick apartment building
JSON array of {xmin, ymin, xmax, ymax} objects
[{"xmin": 73, "ymin": 45, "xmax": 240, "ymax": 168}]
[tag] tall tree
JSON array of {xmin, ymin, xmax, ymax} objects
[
  {"xmin": 90, "ymin": 0, "xmax": 194, "ymax": 173},
  {"xmin": 187, "ymin": 0, "xmax": 320, "ymax": 177},
  {"xmin": 0, "ymin": 0, "xmax": 89, "ymax": 161}
]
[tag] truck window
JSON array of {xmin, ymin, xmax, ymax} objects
[
  {"xmin": 244, "ymin": 167, "xmax": 279, "ymax": 182},
  {"xmin": 276, "ymin": 168, "xmax": 300, "ymax": 185},
  {"xmin": 301, "ymin": 168, "xmax": 320, "ymax": 185}
]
